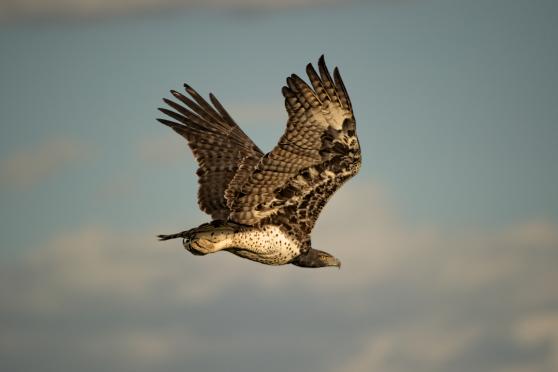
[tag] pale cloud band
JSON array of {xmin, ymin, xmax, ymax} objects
[
  {"xmin": 0, "ymin": 137, "xmax": 91, "ymax": 189},
  {"xmin": 0, "ymin": 0, "xmax": 346, "ymax": 21}
]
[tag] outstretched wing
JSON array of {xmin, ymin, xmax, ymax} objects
[
  {"xmin": 158, "ymin": 85, "xmax": 263, "ymax": 220},
  {"xmin": 228, "ymin": 56, "xmax": 361, "ymax": 240}
]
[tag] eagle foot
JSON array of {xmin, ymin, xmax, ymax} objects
[{"xmin": 184, "ymin": 236, "xmax": 219, "ymax": 256}]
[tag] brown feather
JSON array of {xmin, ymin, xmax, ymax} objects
[
  {"xmin": 158, "ymin": 87, "xmax": 263, "ymax": 220},
  {"xmin": 228, "ymin": 57, "xmax": 361, "ymax": 240}
]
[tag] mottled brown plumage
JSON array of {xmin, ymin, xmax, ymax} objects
[
  {"xmin": 157, "ymin": 87, "xmax": 263, "ymax": 220},
  {"xmin": 157, "ymin": 56, "xmax": 361, "ymax": 268}
]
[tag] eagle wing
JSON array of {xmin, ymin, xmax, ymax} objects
[
  {"xmin": 158, "ymin": 85, "xmax": 263, "ymax": 220},
  {"xmin": 228, "ymin": 56, "xmax": 361, "ymax": 240}
]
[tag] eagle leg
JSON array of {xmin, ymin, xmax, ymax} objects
[{"xmin": 159, "ymin": 222, "xmax": 237, "ymax": 256}]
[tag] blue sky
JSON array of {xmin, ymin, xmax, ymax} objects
[{"xmin": 1, "ymin": 0, "xmax": 558, "ymax": 371}]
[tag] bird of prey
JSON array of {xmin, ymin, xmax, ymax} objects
[{"xmin": 157, "ymin": 56, "xmax": 361, "ymax": 268}]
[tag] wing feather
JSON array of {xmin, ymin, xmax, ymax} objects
[
  {"xmin": 229, "ymin": 56, "xmax": 361, "ymax": 240},
  {"xmin": 158, "ymin": 86, "xmax": 263, "ymax": 220}
]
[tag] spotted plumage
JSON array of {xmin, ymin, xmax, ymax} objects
[{"xmin": 157, "ymin": 56, "xmax": 361, "ymax": 268}]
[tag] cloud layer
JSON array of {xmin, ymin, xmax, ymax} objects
[
  {"xmin": 1, "ymin": 182, "xmax": 557, "ymax": 371},
  {"xmin": 0, "ymin": 0, "xmax": 346, "ymax": 21},
  {"xmin": 0, "ymin": 138, "xmax": 90, "ymax": 189}
]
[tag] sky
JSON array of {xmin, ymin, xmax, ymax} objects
[{"xmin": 1, "ymin": 0, "xmax": 557, "ymax": 371}]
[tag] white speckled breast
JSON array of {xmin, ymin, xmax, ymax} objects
[{"xmin": 228, "ymin": 225, "xmax": 301, "ymax": 265}]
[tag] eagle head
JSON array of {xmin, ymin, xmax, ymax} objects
[{"xmin": 291, "ymin": 248, "xmax": 341, "ymax": 269}]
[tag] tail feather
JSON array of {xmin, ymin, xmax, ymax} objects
[{"xmin": 157, "ymin": 232, "xmax": 186, "ymax": 241}]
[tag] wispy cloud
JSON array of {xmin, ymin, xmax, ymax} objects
[
  {"xmin": 0, "ymin": 138, "xmax": 91, "ymax": 189},
  {"xmin": 338, "ymin": 324, "xmax": 481, "ymax": 372},
  {"xmin": 515, "ymin": 312, "xmax": 558, "ymax": 371},
  {"xmin": 0, "ymin": 0, "xmax": 349, "ymax": 22},
  {"xmin": 1, "ymin": 182, "xmax": 557, "ymax": 371},
  {"xmin": 135, "ymin": 135, "xmax": 188, "ymax": 166}
]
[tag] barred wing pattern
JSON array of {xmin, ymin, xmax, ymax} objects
[
  {"xmin": 228, "ymin": 56, "xmax": 361, "ymax": 243},
  {"xmin": 158, "ymin": 85, "xmax": 263, "ymax": 220}
]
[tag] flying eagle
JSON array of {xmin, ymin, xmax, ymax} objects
[{"xmin": 157, "ymin": 56, "xmax": 361, "ymax": 268}]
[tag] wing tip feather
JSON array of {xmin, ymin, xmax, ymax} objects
[
  {"xmin": 156, "ymin": 117, "xmax": 178, "ymax": 128},
  {"xmin": 162, "ymin": 97, "xmax": 174, "ymax": 106}
]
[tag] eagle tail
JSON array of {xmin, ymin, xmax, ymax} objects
[{"xmin": 157, "ymin": 231, "xmax": 188, "ymax": 241}]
